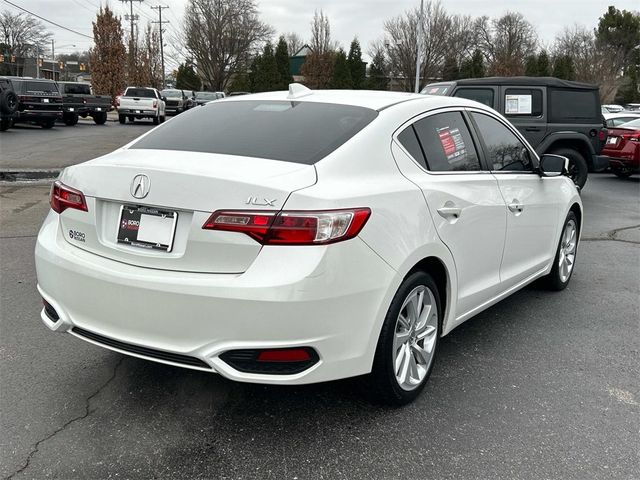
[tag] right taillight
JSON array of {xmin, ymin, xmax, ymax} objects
[
  {"xmin": 202, "ymin": 208, "xmax": 371, "ymax": 245},
  {"xmin": 50, "ymin": 181, "xmax": 88, "ymax": 214}
]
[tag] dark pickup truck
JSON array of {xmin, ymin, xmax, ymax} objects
[
  {"xmin": 422, "ymin": 77, "xmax": 609, "ymax": 189},
  {"xmin": 0, "ymin": 76, "xmax": 62, "ymax": 129},
  {"xmin": 57, "ymin": 81, "xmax": 112, "ymax": 125}
]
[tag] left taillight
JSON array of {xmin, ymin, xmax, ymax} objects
[
  {"xmin": 202, "ymin": 208, "xmax": 371, "ymax": 245},
  {"xmin": 50, "ymin": 181, "xmax": 88, "ymax": 214}
]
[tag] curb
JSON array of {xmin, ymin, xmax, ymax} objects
[{"xmin": 0, "ymin": 169, "xmax": 61, "ymax": 183}]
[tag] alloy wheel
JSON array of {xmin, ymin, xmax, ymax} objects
[
  {"xmin": 393, "ymin": 285, "xmax": 438, "ymax": 391},
  {"xmin": 558, "ymin": 219, "xmax": 577, "ymax": 282}
]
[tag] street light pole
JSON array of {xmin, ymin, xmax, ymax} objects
[
  {"xmin": 414, "ymin": 0, "xmax": 424, "ymax": 93},
  {"xmin": 52, "ymin": 39, "xmax": 55, "ymax": 80}
]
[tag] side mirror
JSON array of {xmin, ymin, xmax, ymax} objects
[
  {"xmin": 161, "ymin": 96, "xmax": 167, "ymax": 102},
  {"xmin": 538, "ymin": 154, "xmax": 568, "ymax": 177}
]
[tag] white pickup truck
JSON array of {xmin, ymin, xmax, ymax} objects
[{"xmin": 117, "ymin": 87, "xmax": 166, "ymax": 125}]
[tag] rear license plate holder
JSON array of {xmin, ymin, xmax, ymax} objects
[{"xmin": 117, "ymin": 205, "xmax": 178, "ymax": 252}]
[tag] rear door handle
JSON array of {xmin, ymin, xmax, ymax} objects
[
  {"xmin": 525, "ymin": 127, "xmax": 541, "ymax": 132},
  {"xmin": 437, "ymin": 206, "xmax": 462, "ymax": 219}
]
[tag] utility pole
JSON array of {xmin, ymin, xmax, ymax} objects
[
  {"xmin": 151, "ymin": 5, "xmax": 169, "ymax": 89},
  {"xmin": 120, "ymin": 0, "xmax": 143, "ymax": 80},
  {"xmin": 51, "ymin": 39, "xmax": 55, "ymax": 80},
  {"xmin": 414, "ymin": 0, "xmax": 424, "ymax": 93}
]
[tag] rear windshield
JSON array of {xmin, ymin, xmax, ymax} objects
[
  {"xmin": 161, "ymin": 89, "xmax": 182, "ymax": 98},
  {"xmin": 131, "ymin": 100, "xmax": 378, "ymax": 164},
  {"xmin": 26, "ymin": 81, "xmax": 58, "ymax": 93},
  {"xmin": 62, "ymin": 83, "xmax": 91, "ymax": 95},
  {"xmin": 125, "ymin": 88, "xmax": 156, "ymax": 98},
  {"xmin": 619, "ymin": 118, "xmax": 640, "ymax": 129},
  {"xmin": 196, "ymin": 92, "xmax": 217, "ymax": 100}
]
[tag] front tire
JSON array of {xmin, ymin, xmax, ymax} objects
[
  {"xmin": 549, "ymin": 148, "xmax": 588, "ymax": 189},
  {"xmin": 40, "ymin": 118, "xmax": 55, "ymax": 129},
  {"xmin": 367, "ymin": 271, "xmax": 441, "ymax": 406},
  {"xmin": 543, "ymin": 211, "xmax": 579, "ymax": 291},
  {"xmin": 63, "ymin": 113, "xmax": 78, "ymax": 126},
  {"xmin": 93, "ymin": 112, "xmax": 107, "ymax": 125},
  {"xmin": 118, "ymin": 114, "xmax": 126, "ymax": 124}
]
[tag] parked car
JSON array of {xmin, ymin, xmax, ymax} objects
[
  {"xmin": 601, "ymin": 118, "xmax": 640, "ymax": 178},
  {"xmin": 602, "ymin": 104, "xmax": 625, "ymax": 113},
  {"xmin": 0, "ymin": 76, "xmax": 62, "ymax": 129},
  {"xmin": 117, "ymin": 87, "xmax": 165, "ymax": 124},
  {"xmin": 194, "ymin": 91, "xmax": 221, "ymax": 106},
  {"xmin": 160, "ymin": 88, "xmax": 190, "ymax": 115},
  {"xmin": 0, "ymin": 77, "xmax": 18, "ymax": 131},
  {"xmin": 624, "ymin": 103, "xmax": 640, "ymax": 112},
  {"xmin": 422, "ymin": 76, "xmax": 609, "ymax": 189},
  {"xmin": 57, "ymin": 81, "xmax": 112, "ymax": 126},
  {"xmin": 603, "ymin": 112, "xmax": 640, "ymax": 128},
  {"xmin": 228, "ymin": 91, "xmax": 249, "ymax": 96},
  {"xmin": 35, "ymin": 86, "xmax": 582, "ymax": 405}
]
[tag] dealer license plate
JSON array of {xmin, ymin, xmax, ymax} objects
[
  {"xmin": 117, "ymin": 205, "xmax": 178, "ymax": 252},
  {"xmin": 606, "ymin": 136, "xmax": 618, "ymax": 145},
  {"xmin": 96, "ymin": 107, "xmax": 102, "ymax": 111}
]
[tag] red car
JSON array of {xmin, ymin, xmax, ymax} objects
[{"xmin": 602, "ymin": 118, "xmax": 640, "ymax": 178}]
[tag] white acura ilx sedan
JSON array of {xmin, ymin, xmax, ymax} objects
[{"xmin": 35, "ymin": 84, "xmax": 581, "ymax": 405}]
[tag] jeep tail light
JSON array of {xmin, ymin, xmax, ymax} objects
[
  {"xmin": 599, "ymin": 129, "xmax": 608, "ymax": 141},
  {"xmin": 202, "ymin": 208, "xmax": 371, "ymax": 245},
  {"xmin": 50, "ymin": 181, "xmax": 88, "ymax": 214}
]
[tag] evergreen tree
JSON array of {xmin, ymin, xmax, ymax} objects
[
  {"xmin": 524, "ymin": 55, "xmax": 538, "ymax": 76},
  {"xmin": 347, "ymin": 38, "xmax": 366, "ymax": 89},
  {"xmin": 90, "ymin": 6, "xmax": 126, "ymax": 101},
  {"xmin": 552, "ymin": 54, "xmax": 575, "ymax": 80},
  {"xmin": 253, "ymin": 42, "xmax": 279, "ymax": 92},
  {"xmin": 366, "ymin": 51, "xmax": 388, "ymax": 90},
  {"xmin": 459, "ymin": 49, "xmax": 485, "ymax": 79},
  {"xmin": 176, "ymin": 61, "xmax": 201, "ymax": 90},
  {"xmin": 274, "ymin": 36, "xmax": 292, "ymax": 90},
  {"xmin": 442, "ymin": 56, "xmax": 460, "ymax": 81},
  {"xmin": 537, "ymin": 50, "xmax": 551, "ymax": 76},
  {"xmin": 330, "ymin": 48, "xmax": 352, "ymax": 88}
]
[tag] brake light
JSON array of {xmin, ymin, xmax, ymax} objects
[
  {"xmin": 153, "ymin": 100, "xmax": 158, "ymax": 108},
  {"xmin": 50, "ymin": 181, "xmax": 88, "ymax": 214},
  {"xmin": 599, "ymin": 129, "xmax": 608, "ymax": 141},
  {"xmin": 83, "ymin": 98, "xmax": 87, "ymax": 104},
  {"xmin": 202, "ymin": 208, "xmax": 371, "ymax": 245}
]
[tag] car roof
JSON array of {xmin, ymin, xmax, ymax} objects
[
  {"xmin": 603, "ymin": 112, "xmax": 640, "ymax": 119},
  {"xmin": 429, "ymin": 76, "xmax": 598, "ymax": 90},
  {"xmin": 220, "ymin": 88, "xmax": 472, "ymax": 112}
]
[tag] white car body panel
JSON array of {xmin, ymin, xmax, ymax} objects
[
  {"xmin": 118, "ymin": 87, "xmax": 165, "ymax": 118},
  {"xmin": 35, "ymin": 89, "xmax": 582, "ymax": 384}
]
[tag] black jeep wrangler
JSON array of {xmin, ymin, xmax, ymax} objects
[
  {"xmin": 422, "ymin": 77, "xmax": 609, "ymax": 189},
  {"xmin": 0, "ymin": 76, "xmax": 63, "ymax": 129},
  {"xmin": 0, "ymin": 77, "xmax": 18, "ymax": 131}
]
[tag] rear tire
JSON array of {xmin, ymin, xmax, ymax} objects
[
  {"xmin": 542, "ymin": 211, "xmax": 579, "ymax": 291},
  {"xmin": 40, "ymin": 118, "xmax": 55, "ymax": 129},
  {"xmin": 93, "ymin": 112, "xmax": 107, "ymax": 125},
  {"xmin": 153, "ymin": 115, "xmax": 159, "ymax": 125},
  {"xmin": 0, "ymin": 118, "xmax": 10, "ymax": 131},
  {"xmin": 0, "ymin": 90, "xmax": 18, "ymax": 114},
  {"xmin": 128, "ymin": 115, "xmax": 134, "ymax": 122},
  {"xmin": 366, "ymin": 271, "xmax": 441, "ymax": 406},
  {"xmin": 549, "ymin": 147, "xmax": 588, "ymax": 190},
  {"xmin": 118, "ymin": 114, "xmax": 126, "ymax": 124}
]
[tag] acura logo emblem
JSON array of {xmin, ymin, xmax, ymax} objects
[{"xmin": 130, "ymin": 174, "xmax": 150, "ymax": 199}]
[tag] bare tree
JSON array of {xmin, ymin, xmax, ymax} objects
[
  {"xmin": 382, "ymin": 2, "xmax": 452, "ymax": 91},
  {"xmin": 309, "ymin": 10, "xmax": 337, "ymax": 55},
  {"xmin": 476, "ymin": 12, "xmax": 538, "ymax": 76},
  {"xmin": 0, "ymin": 10, "xmax": 52, "ymax": 56},
  {"xmin": 554, "ymin": 25, "xmax": 621, "ymax": 102},
  {"xmin": 285, "ymin": 32, "xmax": 304, "ymax": 56},
  {"xmin": 301, "ymin": 10, "xmax": 337, "ymax": 89},
  {"xmin": 184, "ymin": 0, "xmax": 273, "ymax": 91}
]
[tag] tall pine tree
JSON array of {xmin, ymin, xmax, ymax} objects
[
  {"xmin": 253, "ymin": 42, "xmax": 279, "ymax": 92},
  {"xmin": 274, "ymin": 36, "xmax": 292, "ymax": 90},
  {"xmin": 537, "ymin": 50, "xmax": 551, "ymax": 76},
  {"xmin": 330, "ymin": 49, "xmax": 352, "ymax": 89},
  {"xmin": 347, "ymin": 39, "xmax": 366, "ymax": 89},
  {"xmin": 90, "ymin": 6, "xmax": 126, "ymax": 100},
  {"xmin": 367, "ymin": 51, "xmax": 388, "ymax": 90}
]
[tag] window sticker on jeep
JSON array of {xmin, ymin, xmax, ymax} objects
[
  {"xmin": 505, "ymin": 94, "xmax": 532, "ymax": 114},
  {"xmin": 437, "ymin": 126, "xmax": 467, "ymax": 163}
]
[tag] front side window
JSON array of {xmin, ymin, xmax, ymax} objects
[
  {"xmin": 471, "ymin": 112, "xmax": 533, "ymax": 172},
  {"xmin": 411, "ymin": 112, "xmax": 481, "ymax": 172},
  {"xmin": 454, "ymin": 88, "xmax": 494, "ymax": 108}
]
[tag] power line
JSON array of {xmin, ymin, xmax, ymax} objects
[{"xmin": 2, "ymin": 0, "xmax": 94, "ymax": 40}]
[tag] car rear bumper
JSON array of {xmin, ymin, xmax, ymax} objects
[
  {"xmin": 118, "ymin": 108, "xmax": 158, "ymax": 117},
  {"xmin": 35, "ymin": 211, "xmax": 395, "ymax": 384},
  {"xmin": 16, "ymin": 110, "xmax": 61, "ymax": 120},
  {"xmin": 592, "ymin": 155, "xmax": 610, "ymax": 172}
]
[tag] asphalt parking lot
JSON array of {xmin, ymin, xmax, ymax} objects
[{"xmin": 0, "ymin": 123, "xmax": 639, "ymax": 479}]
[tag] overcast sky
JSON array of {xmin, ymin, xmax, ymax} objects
[{"xmin": 6, "ymin": 0, "xmax": 640, "ymax": 68}]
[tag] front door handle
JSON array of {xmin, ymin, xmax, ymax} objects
[
  {"xmin": 508, "ymin": 202, "xmax": 524, "ymax": 214},
  {"xmin": 437, "ymin": 206, "xmax": 462, "ymax": 219}
]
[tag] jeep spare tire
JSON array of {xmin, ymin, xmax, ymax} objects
[
  {"xmin": 0, "ymin": 89, "xmax": 18, "ymax": 115},
  {"xmin": 550, "ymin": 147, "xmax": 588, "ymax": 190}
]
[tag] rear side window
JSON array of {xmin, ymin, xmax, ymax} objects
[
  {"xmin": 397, "ymin": 126, "xmax": 427, "ymax": 169},
  {"xmin": 471, "ymin": 112, "xmax": 533, "ymax": 172},
  {"xmin": 131, "ymin": 100, "xmax": 378, "ymax": 164},
  {"xmin": 548, "ymin": 88, "xmax": 599, "ymax": 123},
  {"xmin": 504, "ymin": 88, "xmax": 543, "ymax": 117},
  {"xmin": 454, "ymin": 88, "xmax": 494, "ymax": 108},
  {"xmin": 125, "ymin": 88, "xmax": 157, "ymax": 98},
  {"xmin": 26, "ymin": 81, "xmax": 58, "ymax": 93},
  {"xmin": 62, "ymin": 83, "xmax": 90, "ymax": 95},
  {"xmin": 411, "ymin": 112, "xmax": 481, "ymax": 172}
]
